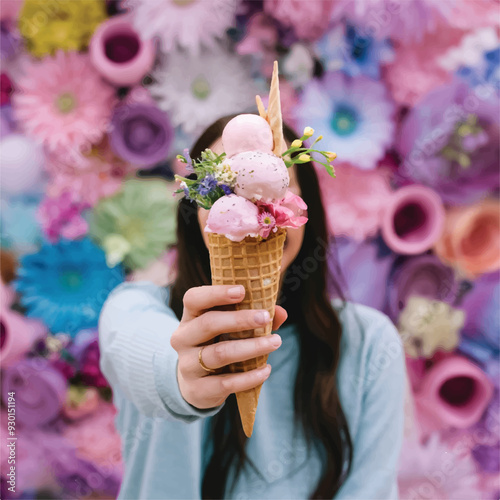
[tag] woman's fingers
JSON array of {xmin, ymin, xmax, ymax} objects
[
  {"xmin": 181, "ymin": 308, "xmax": 272, "ymax": 346},
  {"xmin": 273, "ymin": 305, "xmax": 287, "ymax": 331},
  {"xmin": 182, "ymin": 335, "xmax": 282, "ymax": 377},
  {"xmin": 197, "ymin": 365, "xmax": 272, "ymax": 408},
  {"xmin": 181, "ymin": 285, "xmax": 245, "ymax": 322}
]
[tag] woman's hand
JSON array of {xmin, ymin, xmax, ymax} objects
[{"xmin": 170, "ymin": 285, "xmax": 287, "ymax": 410}]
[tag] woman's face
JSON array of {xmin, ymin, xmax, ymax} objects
[{"xmin": 197, "ymin": 137, "xmax": 305, "ymax": 275}]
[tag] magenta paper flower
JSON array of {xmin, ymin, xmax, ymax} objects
[
  {"xmin": 295, "ymin": 72, "xmax": 395, "ymax": 170},
  {"xmin": 264, "ymin": 0, "xmax": 334, "ymax": 42},
  {"xmin": 316, "ymin": 164, "xmax": 392, "ymax": 240},
  {"xmin": 332, "ymin": 0, "xmax": 450, "ymax": 43},
  {"xmin": 385, "ymin": 27, "xmax": 464, "ymax": 106},
  {"xmin": 397, "ymin": 78, "xmax": 500, "ymax": 205},
  {"xmin": 37, "ymin": 192, "xmax": 89, "ymax": 243},
  {"xmin": 12, "ymin": 50, "xmax": 116, "ymax": 156},
  {"xmin": 124, "ymin": 0, "xmax": 238, "ymax": 54},
  {"xmin": 448, "ymin": 0, "xmax": 500, "ymax": 30}
]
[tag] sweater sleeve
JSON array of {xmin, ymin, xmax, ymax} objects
[
  {"xmin": 336, "ymin": 316, "xmax": 406, "ymax": 500},
  {"xmin": 98, "ymin": 280, "xmax": 224, "ymax": 421}
]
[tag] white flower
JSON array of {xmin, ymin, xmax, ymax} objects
[
  {"xmin": 282, "ymin": 43, "xmax": 315, "ymax": 88},
  {"xmin": 213, "ymin": 162, "xmax": 237, "ymax": 187},
  {"xmin": 150, "ymin": 47, "xmax": 257, "ymax": 135},
  {"xmin": 397, "ymin": 296, "xmax": 465, "ymax": 358},
  {"xmin": 124, "ymin": 0, "xmax": 238, "ymax": 55}
]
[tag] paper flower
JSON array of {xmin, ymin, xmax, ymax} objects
[
  {"xmin": 89, "ymin": 178, "xmax": 178, "ymax": 269},
  {"xmin": 124, "ymin": 0, "xmax": 238, "ymax": 54},
  {"xmin": 330, "ymin": 238, "xmax": 396, "ymax": 312},
  {"xmin": 1, "ymin": 73, "xmax": 13, "ymax": 106},
  {"xmin": 316, "ymin": 24, "xmax": 393, "ymax": 79},
  {"xmin": 1, "ymin": 357, "xmax": 67, "ymax": 426},
  {"xmin": 295, "ymin": 72, "xmax": 395, "ymax": 170},
  {"xmin": 18, "ymin": 0, "xmax": 107, "ymax": 57},
  {"xmin": 397, "ymin": 79, "xmax": 500, "ymax": 205},
  {"xmin": 264, "ymin": 0, "xmax": 334, "ymax": 41},
  {"xmin": 282, "ymin": 43, "xmax": 315, "ymax": 88},
  {"xmin": 434, "ymin": 200, "xmax": 500, "ymax": 278},
  {"xmin": 448, "ymin": 0, "xmax": 500, "ymax": 31},
  {"xmin": 46, "ymin": 139, "xmax": 130, "ymax": 207},
  {"xmin": 236, "ymin": 12, "xmax": 279, "ymax": 78},
  {"xmin": 385, "ymin": 26, "xmax": 465, "ymax": 107},
  {"xmin": 63, "ymin": 402, "xmax": 122, "ymax": 469},
  {"xmin": 398, "ymin": 296, "xmax": 465, "ymax": 358},
  {"xmin": 37, "ymin": 192, "xmax": 89, "ymax": 243},
  {"xmin": 80, "ymin": 339, "xmax": 109, "ymax": 388},
  {"xmin": 150, "ymin": 47, "xmax": 256, "ymax": 135},
  {"xmin": 316, "ymin": 164, "xmax": 392, "ymax": 240},
  {"xmin": 387, "ymin": 254, "xmax": 459, "ymax": 321},
  {"xmin": 109, "ymin": 103, "xmax": 174, "ymax": 167},
  {"xmin": 0, "ymin": 194, "xmax": 43, "ymax": 254},
  {"xmin": 332, "ymin": 0, "xmax": 450, "ymax": 44},
  {"xmin": 398, "ymin": 434, "xmax": 483, "ymax": 500},
  {"xmin": 12, "ymin": 50, "xmax": 117, "ymax": 157},
  {"xmin": 63, "ymin": 386, "xmax": 100, "ymax": 421},
  {"xmin": 14, "ymin": 238, "xmax": 125, "ymax": 334}
]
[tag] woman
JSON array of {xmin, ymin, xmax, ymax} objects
[{"xmin": 98, "ymin": 116, "xmax": 406, "ymax": 499}]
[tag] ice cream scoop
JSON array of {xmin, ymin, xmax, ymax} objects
[
  {"xmin": 228, "ymin": 151, "xmax": 290, "ymax": 203},
  {"xmin": 222, "ymin": 114, "xmax": 274, "ymax": 158},
  {"xmin": 205, "ymin": 194, "xmax": 260, "ymax": 242}
]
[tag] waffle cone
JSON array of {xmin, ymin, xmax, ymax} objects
[
  {"xmin": 268, "ymin": 61, "xmax": 284, "ymax": 156},
  {"xmin": 207, "ymin": 228, "xmax": 286, "ymax": 437}
]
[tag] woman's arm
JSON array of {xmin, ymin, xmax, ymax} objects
[
  {"xmin": 98, "ymin": 281, "xmax": 224, "ymax": 421},
  {"xmin": 336, "ymin": 316, "xmax": 406, "ymax": 499}
]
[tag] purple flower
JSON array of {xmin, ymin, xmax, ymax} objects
[
  {"xmin": 397, "ymin": 78, "xmax": 499, "ymax": 205},
  {"xmin": 183, "ymin": 148, "xmax": 194, "ymax": 172},
  {"xmin": 220, "ymin": 184, "xmax": 232, "ymax": 195},
  {"xmin": 197, "ymin": 175, "xmax": 218, "ymax": 196}
]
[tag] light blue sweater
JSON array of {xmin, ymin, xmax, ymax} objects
[{"xmin": 98, "ymin": 281, "xmax": 405, "ymax": 500}]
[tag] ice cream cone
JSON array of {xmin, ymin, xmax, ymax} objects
[{"xmin": 207, "ymin": 228, "xmax": 286, "ymax": 437}]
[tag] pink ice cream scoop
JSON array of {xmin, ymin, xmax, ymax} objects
[
  {"xmin": 229, "ymin": 151, "xmax": 289, "ymax": 203},
  {"xmin": 205, "ymin": 194, "xmax": 261, "ymax": 242},
  {"xmin": 222, "ymin": 114, "xmax": 274, "ymax": 158}
]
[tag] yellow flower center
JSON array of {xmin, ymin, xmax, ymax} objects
[{"xmin": 56, "ymin": 92, "xmax": 77, "ymax": 114}]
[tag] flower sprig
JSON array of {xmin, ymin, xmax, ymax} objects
[
  {"xmin": 282, "ymin": 127, "xmax": 337, "ymax": 178},
  {"xmin": 174, "ymin": 148, "xmax": 237, "ymax": 209}
]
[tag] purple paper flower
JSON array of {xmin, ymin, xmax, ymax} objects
[
  {"xmin": 397, "ymin": 78, "xmax": 500, "ymax": 205},
  {"xmin": 197, "ymin": 175, "xmax": 218, "ymax": 196},
  {"xmin": 295, "ymin": 72, "xmax": 395, "ymax": 170},
  {"xmin": 387, "ymin": 254, "xmax": 459, "ymax": 321},
  {"xmin": 80, "ymin": 339, "xmax": 109, "ymax": 389}
]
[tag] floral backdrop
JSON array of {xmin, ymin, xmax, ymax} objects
[{"xmin": 1, "ymin": 0, "xmax": 499, "ymax": 498}]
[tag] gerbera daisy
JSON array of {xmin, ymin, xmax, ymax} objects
[
  {"xmin": 12, "ymin": 50, "xmax": 117, "ymax": 157},
  {"xmin": 149, "ymin": 47, "xmax": 256, "ymax": 135},
  {"xmin": 257, "ymin": 211, "xmax": 276, "ymax": 238},
  {"xmin": 124, "ymin": 0, "xmax": 238, "ymax": 54},
  {"xmin": 18, "ymin": 0, "xmax": 107, "ymax": 58},
  {"xmin": 89, "ymin": 178, "xmax": 178, "ymax": 270},
  {"xmin": 294, "ymin": 72, "xmax": 395, "ymax": 170},
  {"xmin": 13, "ymin": 238, "xmax": 125, "ymax": 334}
]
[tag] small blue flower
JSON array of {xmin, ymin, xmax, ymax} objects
[
  {"xmin": 183, "ymin": 148, "xmax": 194, "ymax": 172},
  {"xmin": 197, "ymin": 175, "xmax": 218, "ymax": 196},
  {"xmin": 220, "ymin": 184, "xmax": 232, "ymax": 195}
]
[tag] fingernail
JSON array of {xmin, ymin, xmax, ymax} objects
[
  {"xmin": 228, "ymin": 286, "xmax": 244, "ymax": 299},
  {"xmin": 254, "ymin": 310, "xmax": 270, "ymax": 325},
  {"xmin": 269, "ymin": 334, "xmax": 281, "ymax": 347}
]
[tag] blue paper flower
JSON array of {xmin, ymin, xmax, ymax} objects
[
  {"xmin": 295, "ymin": 71, "xmax": 395, "ymax": 170},
  {"xmin": 316, "ymin": 24, "xmax": 393, "ymax": 79},
  {"xmin": 14, "ymin": 238, "xmax": 124, "ymax": 335},
  {"xmin": 457, "ymin": 47, "xmax": 500, "ymax": 93}
]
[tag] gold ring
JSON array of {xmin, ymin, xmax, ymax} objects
[{"xmin": 198, "ymin": 346, "xmax": 217, "ymax": 374}]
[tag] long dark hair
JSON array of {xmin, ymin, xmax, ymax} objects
[{"xmin": 170, "ymin": 115, "xmax": 353, "ymax": 498}]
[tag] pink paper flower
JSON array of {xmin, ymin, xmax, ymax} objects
[
  {"xmin": 46, "ymin": 139, "xmax": 130, "ymax": 206},
  {"xmin": 317, "ymin": 164, "xmax": 392, "ymax": 241},
  {"xmin": 264, "ymin": 0, "xmax": 334, "ymax": 41},
  {"xmin": 385, "ymin": 26, "xmax": 464, "ymax": 106},
  {"xmin": 37, "ymin": 192, "xmax": 89, "ymax": 243},
  {"xmin": 257, "ymin": 211, "xmax": 276, "ymax": 238},
  {"xmin": 12, "ymin": 50, "xmax": 116, "ymax": 157}
]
